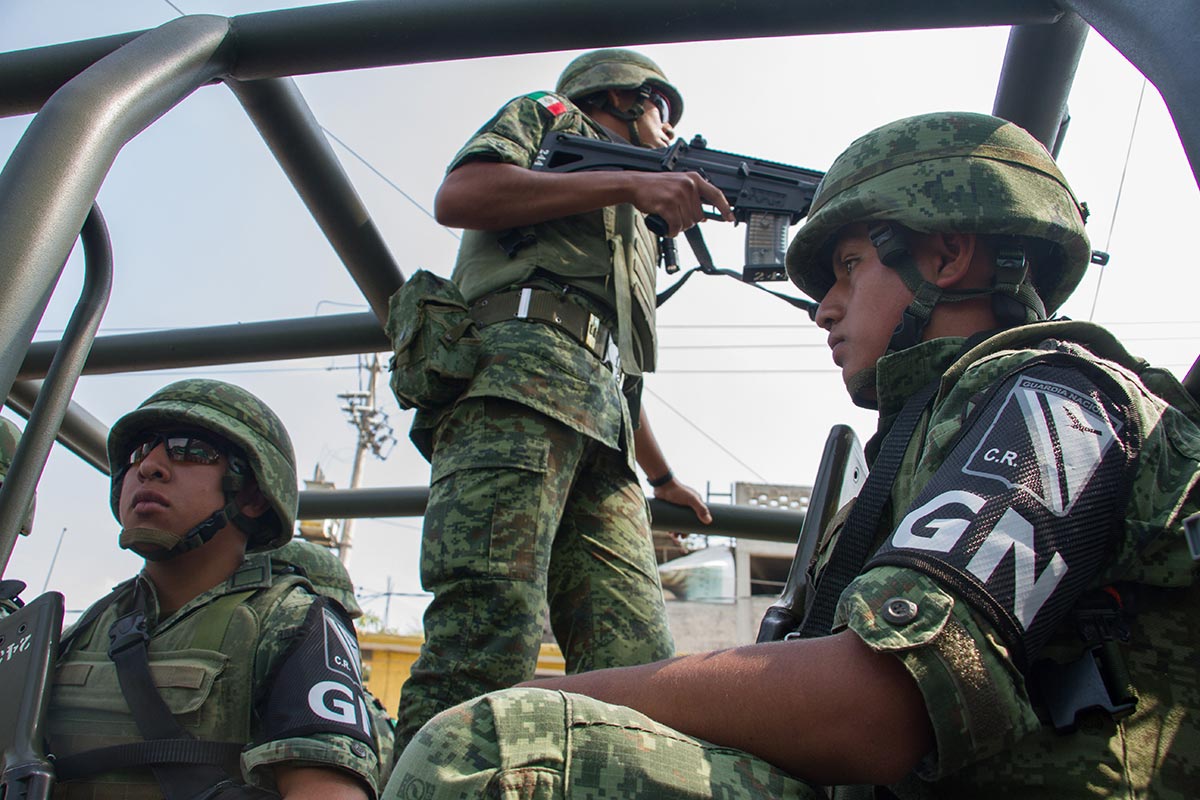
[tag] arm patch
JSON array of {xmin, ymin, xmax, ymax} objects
[
  {"xmin": 258, "ymin": 597, "xmax": 377, "ymax": 753},
  {"xmin": 866, "ymin": 359, "xmax": 1138, "ymax": 668}
]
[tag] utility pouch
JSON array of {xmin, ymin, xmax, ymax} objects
[
  {"xmin": 0, "ymin": 590, "xmax": 64, "ymax": 800},
  {"xmin": 385, "ymin": 271, "xmax": 481, "ymax": 411}
]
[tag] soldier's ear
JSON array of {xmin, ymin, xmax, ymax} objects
[
  {"xmin": 928, "ymin": 232, "xmax": 978, "ymax": 289},
  {"xmin": 237, "ymin": 483, "xmax": 270, "ymax": 519}
]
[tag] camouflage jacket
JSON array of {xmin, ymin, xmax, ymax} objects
[
  {"xmin": 819, "ymin": 322, "xmax": 1200, "ymax": 798},
  {"xmin": 47, "ymin": 553, "xmax": 379, "ymax": 798},
  {"xmin": 413, "ymin": 92, "xmax": 654, "ymax": 468}
]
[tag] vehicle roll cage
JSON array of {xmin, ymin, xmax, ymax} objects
[{"xmin": 1, "ymin": 0, "xmax": 1197, "ymax": 575}]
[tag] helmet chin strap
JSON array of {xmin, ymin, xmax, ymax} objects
[
  {"xmin": 600, "ymin": 86, "xmax": 651, "ymax": 147},
  {"xmin": 868, "ymin": 224, "xmax": 1042, "ymax": 357},
  {"xmin": 119, "ymin": 497, "xmax": 242, "ymax": 562}
]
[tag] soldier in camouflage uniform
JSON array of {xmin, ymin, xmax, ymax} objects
[
  {"xmin": 382, "ymin": 112, "xmax": 1200, "ymax": 798},
  {"xmin": 46, "ymin": 380, "xmax": 380, "ymax": 798},
  {"xmin": 393, "ymin": 49, "xmax": 733, "ymax": 747},
  {"xmin": 274, "ymin": 538, "xmax": 398, "ymax": 787}
]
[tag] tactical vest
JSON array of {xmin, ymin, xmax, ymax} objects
[
  {"xmin": 449, "ymin": 93, "xmax": 661, "ymax": 374},
  {"xmin": 46, "ymin": 557, "xmax": 306, "ymax": 799}
]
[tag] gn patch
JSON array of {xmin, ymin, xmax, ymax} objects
[
  {"xmin": 260, "ymin": 597, "xmax": 377, "ymax": 752},
  {"xmin": 867, "ymin": 360, "xmax": 1137, "ymax": 668}
]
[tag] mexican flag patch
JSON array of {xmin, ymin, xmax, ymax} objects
[{"xmin": 529, "ymin": 91, "xmax": 567, "ymax": 116}]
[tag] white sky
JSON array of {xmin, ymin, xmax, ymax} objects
[{"xmin": 2, "ymin": 0, "xmax": 1198, "ymax": 633}]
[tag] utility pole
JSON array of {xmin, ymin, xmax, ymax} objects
[{"xmin": 337, "ymin": 353, "xmax": 395, "ymax": 566}]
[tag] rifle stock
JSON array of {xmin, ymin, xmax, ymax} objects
[{"xmin": 533, "ymin": 132, "xmax": 824, "ymax": 282}]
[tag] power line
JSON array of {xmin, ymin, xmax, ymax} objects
[
  {"xmin": 319, "ymin": 125, "xmax": 460, "ymax": 242},
  {"xmin": 1089, "ymin": 78, "xmax": 1147, "ymax": 321},
  {"xmin": 643, "ymin": 386, "xmax": 766, "ymax": 481}
]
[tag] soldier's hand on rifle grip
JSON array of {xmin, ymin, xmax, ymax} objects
[{"xmin": 628, "ymin": 171, "xmax": 732, "ymax": 238}]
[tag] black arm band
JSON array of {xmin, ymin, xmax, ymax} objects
[{"xmin": 648, "ymin": 470, "xmax": 674, "ymax": 488}]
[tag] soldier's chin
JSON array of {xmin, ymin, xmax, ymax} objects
[{"xmin": 119, "ymin": 526, "xmax": 183, "ymax": 560}]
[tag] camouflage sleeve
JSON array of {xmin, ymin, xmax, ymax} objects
[
  {"xmin": 447, "ymin": 92, "xmax": 589, "ymax": 173},
  {"xmin": 840, "ymin": 566, "xmax": 1041, "ymax": 778},
  {"xmin": 241, "ymin": 585, "xmax": 380, "ymax": 797}
]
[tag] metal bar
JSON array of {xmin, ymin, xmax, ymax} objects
[
  {"xmin": 1061, "ymin": 0, "xmax": 1200, "ymax": 188},
  {"xmin": 227, "ymin": 78, "xmax": 404, "ymax": 323},
  {"xmin": 18, "ymin": 313, "xmax": 387, "ymax": 380},
  {"xmin": 298, "ymin": 488, "xmax": 805, "ymax": 543},
  {"xmin": 1, "ymin": 205, "xmax": 112, "ymax": 577},
  {"xmin": 0, "ymin": 16, "xmax": 236, "ymax": 408},
  {"xmin": 5, "ymin": 382, "xmax": 110, "ymax": 475},
  {"xmin": 0, "ymin": 0, "xmax": 1064, "ymax": 118},
  {"xmin": 992, "ymin": 12, "xmax": 1089, "ymax": 152}
]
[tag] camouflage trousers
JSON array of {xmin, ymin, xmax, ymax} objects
[
  {"xmin": 385, "ymin": 688, "xmax": 822, "ymax": 799},
  {"xmin": 395, "ymin": 398, "xmax": 674, "ymax": 749}
]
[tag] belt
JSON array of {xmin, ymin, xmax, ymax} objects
[{"xmin": 470, "ymin": 287, "xmax": 617, "ymax": 366}]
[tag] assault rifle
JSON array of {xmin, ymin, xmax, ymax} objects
[
  {"xmin": 0, "ymin": 587, "xmax": 63, "ymax": 800},
  {"xmin": 756, "ymin": 425, "xmax": 867, "ymax": 643},
  {"xmin": 532, "ymin": 132, "xmax": 824, "ymax": 283}
]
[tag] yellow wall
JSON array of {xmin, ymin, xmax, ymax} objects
[{"xmin": 360, "ymin": 632, "xmax": 565, "ymax": 715}]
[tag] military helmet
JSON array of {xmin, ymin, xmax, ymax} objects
[
  {"xmin": 274, "ymin": 538, "xmax": 362, "ymax": 618},
  {"xmin": 556, "ymin": 48, "xmax": 683, "ymax": 126},
  {"xmin": 0, "ymin": 417, "xmax": 35, "ymax": 537},
  {"xmin": 108, "ymin": 379, "xmax": 297, "ymax": 551},
  {"xmin": 786, "ymin": 111, "xmax": 1091, "ymax": 315}
]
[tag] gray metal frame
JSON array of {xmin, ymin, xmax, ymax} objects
[{"xmin": 1, "ymin": 0, "xmax": 1198, "ymax": 576}]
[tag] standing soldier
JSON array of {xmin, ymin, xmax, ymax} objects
[
  {"xmin": 393, "ymin": 49, "xmax": 730, "ymax": 747},
  {"xmin": 383, "ymin": 112, "xmax": 1200, "ymax": 798},
  {"xmin": 45, "ymin": 380, "xmax": 379, "ymax": 798}
]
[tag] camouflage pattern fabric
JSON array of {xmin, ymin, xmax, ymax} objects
[
  {"xmin": 395, "ymin": 396, "xmax": 672, "ymax": 750},
  {"xmin": 48, "ymin": 553, "xmax": 379, "ymax": 798},
  {"xmin": 274, "ymin": 537, "xmax": 363, "ymax": 617},
  {"xmin": 386, "ymin": 688, "xmax": 822, "ymax": 800}
]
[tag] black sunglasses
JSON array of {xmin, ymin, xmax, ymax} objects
[{"xmin": 127, "ymin": 430, "xmax": 229, "ymax": 467}]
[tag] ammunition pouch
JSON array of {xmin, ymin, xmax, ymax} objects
[
  {"xmin": 0, "ymin": 591, "xmax": 64, "ymax": 800},
  {"xmin": 385, "ymin": 270, "xmax": 481, "ymax": 411}
]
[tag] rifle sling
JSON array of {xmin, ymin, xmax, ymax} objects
[
  {"xmin": 103, "ymin": 583, "xmax": 237, "ymax": 800},
  {"xmin": 655, "ymin": 227, "xmax": 818, "ymax": 316},
  {"xmin": 798, "ymin": 378, "xmax": 940, "ymax": 638}
]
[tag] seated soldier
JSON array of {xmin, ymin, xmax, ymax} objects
[
  {"xmin": 45, "ymin": 379, "xmax": 379, "ymax": 799},
  {"xmin": 382, "ymin": 112, "xmax": 1200, "ymax": 798}
]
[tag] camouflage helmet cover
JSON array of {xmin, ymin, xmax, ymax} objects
[
  {"xmin": 274, "ymin": 538, "xmax": 362, "ymax": 618},
  {"xmin": 556, "ymin": 48, "xmax": 683, "ymax": 126},
  {"xmin": 786, "ymin": 112, "xmax": 1091, "ymax": 315},
  {"xmin": 107, "ymin": 379, "xmax": 298, "ymax": 551},
  {"xmin": 0, "ymin": 417, "xmax": 35, "ymax": 536}
]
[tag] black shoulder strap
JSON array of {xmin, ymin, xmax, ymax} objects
[
  {"xmin": 58, "ymin": 579, "xmax": 133, "ymax": 654},
  {"xmin": 99, "ymin": 583, "xmax": 238, "ymax": 799},
  {"xmin": 798, "ymin": 378, "xmax": 941, "ymax": 638}
]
